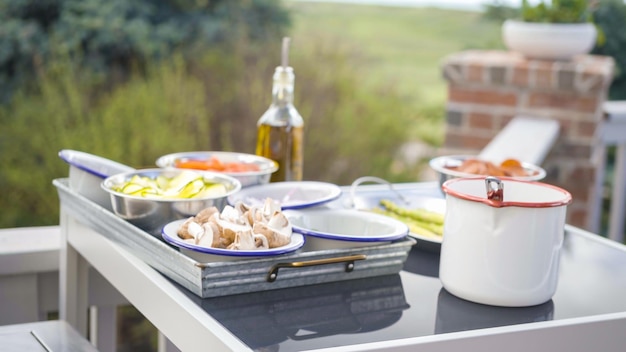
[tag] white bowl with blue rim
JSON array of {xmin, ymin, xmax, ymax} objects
[
  {"xmin": 227, "ymin": 181, "xmax": 342, "ymax": 210},
  {"xmin": 161, "ymin": 219, "xmax": 305, "ymax": 262},
  {"xmin": 58, "ymin": 149, "xmax": 135, "ymax": 210},
  {"xmin": 284, "ymin": 208, "xmax": 409, "ymax": 251}
]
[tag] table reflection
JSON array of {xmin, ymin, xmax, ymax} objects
[
  {"xmin": 403, "ymin": 246, "xmax": 440, "ymax": 277},
  {"xmin": 435, "ymin": 288, "xmax": 554, "ymax": 334},
  {"xmin": 199, "ymin": 274, "xmax": 409, "ymax": 350}
]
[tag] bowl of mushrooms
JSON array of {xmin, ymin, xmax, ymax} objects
[{"xmin": 161, "ymin": 198, "xmax": 305, "ymax": 262}]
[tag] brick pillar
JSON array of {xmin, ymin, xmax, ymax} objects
[{"xmin": 440, "ymin": 50, "xmax": 614, "ymax": 230}]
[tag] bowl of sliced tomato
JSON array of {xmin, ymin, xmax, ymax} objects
[{"xmin": 156, "ymin": 151, "xmax": 278, "ymax": 188}]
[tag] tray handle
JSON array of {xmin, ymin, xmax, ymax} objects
[{"xmin": 266, "ymin": 254, "xmax": 367, "ymax": 282}]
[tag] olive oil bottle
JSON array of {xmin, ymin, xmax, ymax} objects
[{"xmin": 255, "ymin": 37, "xmax": 304, "ymax": 182}]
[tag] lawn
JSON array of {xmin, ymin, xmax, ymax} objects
[{"xmin": 286, "ymin": 2, "xmax": 504, "ymax": 111}]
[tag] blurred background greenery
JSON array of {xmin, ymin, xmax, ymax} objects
[
  {"xmin": 0, "ymin": 0, "xmax": 502, "ymax": 229},
  {"xmin": 2, "ymin": 0, "xmax": 625, "ymax": 229},
  {"xmin": 1, "ymin": 0, "xmax": 625, "ymax": 349}
]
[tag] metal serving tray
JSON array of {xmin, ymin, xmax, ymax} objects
[{"xmin": 54, "ymin": 178, "xmax": 416, "ymax": 298}]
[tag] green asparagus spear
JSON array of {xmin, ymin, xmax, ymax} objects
[
  {"xmin": 379, "ymin": 199, "xmax": 445, "ymax": 225},
  {"xmin": 408, "ymin": 223, "xmax": 442, "ymax": 240},
  {"xmin": 371, "ymin": 208, "xmax": 443, "ymax": 239}
]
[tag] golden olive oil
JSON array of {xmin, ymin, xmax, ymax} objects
[
  {"xmin": 256, "ymin": 124, "xmax": 303, "ymax": 182},
  {"xmin": 255, "ymin": 38, "xmax": 304, "ymax": 182}
]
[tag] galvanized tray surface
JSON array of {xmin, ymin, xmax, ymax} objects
[{"xmin": 54, "ymin": 178, "xmax": 416, "ymax": 298}]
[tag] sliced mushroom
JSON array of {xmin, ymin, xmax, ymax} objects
[
  {"xmin": 261, "ymin": 198, "xmax": 282, "ymax": 221},
  {"xmin": 213, "ymin": 214, "xmax": 252, "ymax": 245},
  {"xmin": 234, "ymin": 201, "xmax": 250, "ymax": 216},
  {"xmin": 194, "ymin": 206, "xmax": 219, "ymax": 223},
  {"xmin": 252, "ymin": 211, "xmax": 292, "ymax": 248},
  {"xmin": 254, "ymin": 234, "xmax": 269, "ymax": 249},
  {"xmin": 227, "ymin": 229, "xmax": 257, "ymax": 250},
  {"xmin": 221, "ymin": 205, "xmax": 247, "ymax": 225},
  {"xmin": 205, "ymin": 222, "xmax": 223, "ymax": 248},
  {"xmin": 177, "ymin": 217, "xmax": 199, "ymax": 240},
  {"xmin": 195, "ymin": 223, "xmax": 215, "ymax": 248}
]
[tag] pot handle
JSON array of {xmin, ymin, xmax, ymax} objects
[
  {"xmin": 346, "ymin": 176, "xmax": 409, "ymax": 209},
  {"xmin": 485, "ymin": 176, "xmax": 504, "ymax": 201}
]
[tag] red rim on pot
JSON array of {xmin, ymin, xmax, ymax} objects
[{"xmin": 442, "ymin": 176, "xmax": 572, "ymax": 209}]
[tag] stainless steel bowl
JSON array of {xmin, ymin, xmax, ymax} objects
[
  {"xmin": 101, "ymin": 168, "xmax": 242, "ymax": 235},
  {"xmin": 156, "ymin": 151, "xmax": 278, "ymax": 188},
  {"xmin": 429, "ymin": 155, "xmax": 547, "ymax": 189}
]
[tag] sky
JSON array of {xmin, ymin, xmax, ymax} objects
[
  {"xmin": 292, "ymin": 0, "xmax": 538, "ymax": 12},
  {"xmin": 294, "ymin": 0, "xmax": 626, "ymax": 11}
]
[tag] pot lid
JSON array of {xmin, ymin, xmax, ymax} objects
[{"xmin": 442, "ymin": 176, "xmax": 572, "ymax": 208}]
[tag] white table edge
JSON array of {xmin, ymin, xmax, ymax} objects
[
  {"xmin": 60, "ymin": 208, "xmax": 251, "ymax": 352},
  {"xmin": 58, "ymin": 189, "xmax": 626, "ymax": 352}
]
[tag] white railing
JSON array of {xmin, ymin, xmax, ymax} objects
[
  {"xmin": 596, "ymin": 101, "xmax": 626, "ymax": 242},
  {"xmin": 0, "ymin": 226, "xmax": 178, "ymax": 352}
]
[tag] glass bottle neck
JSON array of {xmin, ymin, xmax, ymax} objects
[{"xmin": 272, "ymin": 66, "xmax": 295, "ymax": 106}]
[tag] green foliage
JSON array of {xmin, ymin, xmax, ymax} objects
[
  {"xmin": 482, "ymin": 1, "xmax": 521, "ymax": 23},
  {"xmin": 483, "ymin": 0, "xmax": 626, "ymax": 99},
  {"xmin": 520, "ymin": 0, "xmax": 593, "ymax": 23},
  {"xmin": 117, "ymin": 306, "xmax": 158, "ymax": 351},
  {"xmin": 0, "ymin": 35, "xmax": 417, "ymax": 228},
  {"xmin": 592, "ymin": 0, "xmax": 626, "ymax": 100},
  {"xmin": 0, "ymin": 0, "xmax": 290, "ymax": 102},
  {"xmin": 0, "ymin": 2, "xmax": 508, "ymax": 228}
]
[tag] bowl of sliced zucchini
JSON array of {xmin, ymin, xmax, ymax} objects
[{"xmin": 101, "ymin": 168, "xmax": 241, "ymax": 235}]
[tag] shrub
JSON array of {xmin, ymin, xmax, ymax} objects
[
  {"xmin": 520, "ymin": 0, "xmax": 593, "ymax": 23},
  {"xmin": 0, "ymin": 37, "xmax": 416, "ymax": 228},
  {"xmin": 0, "ymin": 0, "xmax": 290, "ymax": 102},
  {"xmin": 592, "ymin": 0, "xmax": 626, "ymax": 100}
]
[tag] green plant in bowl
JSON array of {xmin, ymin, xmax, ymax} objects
[
  {"xmin": 502, "ymin": 0, "xmax": 599, "ymax": 60},
  {"xmin": 521, "ymin": 0, "xmax": 594, "ymax": 23}
]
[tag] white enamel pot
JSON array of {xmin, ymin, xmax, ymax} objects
[{"xmin": 440, "ymin": 176, "xmax": 572, "ymax": 307}]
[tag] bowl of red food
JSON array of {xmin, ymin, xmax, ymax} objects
[
  {"xmin": 429, "ymin": 155, "xmax": 546, "ymax": 189},
  {"xmin": 156, "ymin": 151, "xmax": 278, "ymax": 188}
]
